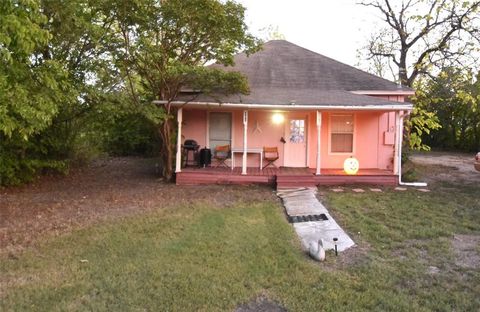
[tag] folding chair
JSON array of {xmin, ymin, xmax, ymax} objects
[
  {"xmin": 263, "ymin": 146, "xmax": 279, "ymax": 169},
  {"xmin": 213, "ymin": 145, "xmax": 230, "ymax": 168}
]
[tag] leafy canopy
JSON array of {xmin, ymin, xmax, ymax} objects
[
  {"xmin": 106, "ymin": 0, "xmax": 260, "ymax": 179},
  {"xmin": 0, "ymin": 0, "xmax": 66, "ymax": 140}
]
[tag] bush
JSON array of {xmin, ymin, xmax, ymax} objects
[
  {"xmin": 101, "ymin": 112, "xmax": 159, "ymax": 157},
  {"xmin": 0, "ymin": 135, "xmax": 68, "ymax": 186}
]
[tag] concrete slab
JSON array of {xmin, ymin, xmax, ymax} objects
[
  {"xmin": 277, "ymin": 188, "xmax": 355, "ymax": 253},
  {"xmin": 330, "ymin": 188, "xmax": 344, "ymax": 192},
  {"xmin": 352, "ymin": 188, "xmax": 365, "ymax": 193},
  {"xmin": 395, "ymin": 187, "xmax": 408, "ymax": 191},
  {"xmin": 370, "ymin": 188, "xmax": 383, "ymax": 192}
]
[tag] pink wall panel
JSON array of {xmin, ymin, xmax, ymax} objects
[
  {"xmin": 182, "ymin": 109, "xmax": 206, "ymax": 147},
  {"xmin": 377, "ymin": 112, "xmax": 396, "ymax": 170},
  {"xmin": 318, "ymin": 112, "xmax": 393, "ymax": 170},
  {"xmin": 355, "ymin": 112, "xmax": 380, "ymax": 168}
]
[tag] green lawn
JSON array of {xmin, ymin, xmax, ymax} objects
[{"xmin": 1, "ymin": 182, "xmax": 479, "ymax": 311}]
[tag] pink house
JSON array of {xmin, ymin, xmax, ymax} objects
[{"xmin": 156, "ymin": 40, "xmax": 414, "ymax": 188}]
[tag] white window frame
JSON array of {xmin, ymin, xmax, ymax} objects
[{"xmin": 328, "ymin": 113, "xmax": 356, "ymax": 155}]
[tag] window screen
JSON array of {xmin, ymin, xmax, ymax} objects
[
  {"xmin": 330, "ymin": 114, "xmax": 354, "ymax": 153},
  {"xmin": 209, "ymin": 112, "xmax": 232, "ymax": 150}
]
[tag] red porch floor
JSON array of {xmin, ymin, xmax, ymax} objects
[{"xmin": 176, "ymin": 167, "xmax": 398, "ymax": 188}]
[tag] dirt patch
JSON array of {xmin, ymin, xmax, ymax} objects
[
  {"xmin": 0, "ymin": 157, "xmax": 278, "ymax": 256},
  {"xmin": 235, "ymin": 294, "xmax": 287, "ymax": 312},
  {"xmin": 452, "ymin": 234, "xmax": 480, "ymax": 269},
  {"xmin": 410, "ymin": 152, "xmax": 479, "ymax": 185},
  {"xmin": 322, "ymin": 242, "xmax": 371, "ymax": 270}
]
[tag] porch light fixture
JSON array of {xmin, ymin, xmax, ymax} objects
[
  {"xmin": 272, "ymin": 113, "xmax": 284, "ymax": 124},
  {"xmin": 344, "ymin": 157, "xmax": 359, "ymax": 175}
]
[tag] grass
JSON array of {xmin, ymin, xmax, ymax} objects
[{"xmin": 1, "ymin": 182, "xmax": 480, "ymax": 311}]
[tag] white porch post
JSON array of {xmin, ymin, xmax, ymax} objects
[
  {"xmin": 242, "ymin": 110, "xmax": 248, "ymax": 175},
  {"xmin": 175, "ymin": 107, "xmax": 183, "ymax": 173},
  {"xmin": 316, "ymin": 111, "xmax": 322, "ymax": 175},
  {"xmin": 393, "ymin": 111, "xmax": 400, "ymax": 175}
]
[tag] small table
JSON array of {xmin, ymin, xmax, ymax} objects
[{"xmin": 231, "ymin": 147, "xmax": 263, "ymax": 170}]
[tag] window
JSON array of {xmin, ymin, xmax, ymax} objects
[
  {"xmin": 209, "ymin": 112, "xmax": 232, "ymax": 150},
  {"xmin": 330, "ymin": 114, "xmax": 354, "ymax": 153},
  {"xmin": 289, "ymin": 119, "xmax": 305, "ymax": 143}
]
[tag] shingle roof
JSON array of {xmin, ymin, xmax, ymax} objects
[{"xmin": 175, "ymin": 40, "xmax": 413, "ymax": 108}]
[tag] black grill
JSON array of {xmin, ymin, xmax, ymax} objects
[
  {"xmin": 183, "ymin": 139, "xmax": 199, "ymax": 150},
  {"xmin": 182, "ymin": 140, "xmax": 200, "ymax": 167}
]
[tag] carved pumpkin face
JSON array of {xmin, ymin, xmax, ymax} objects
[{"xmin": 344, "ymin": 157, "xmax": 359, "ymax": 175}]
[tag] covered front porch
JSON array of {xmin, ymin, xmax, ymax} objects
[{"xmin": 173, "ymin": 104, "xmax": 405, "ymax": 188}]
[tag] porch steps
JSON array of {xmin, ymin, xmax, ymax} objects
[{"xmin": 276, "ymin": 174, "xmax": 317, "ymax": 189}]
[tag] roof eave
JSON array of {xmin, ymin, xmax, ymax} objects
[
  {"xmin": 153, "ymin": 100, "xmax": 413, "ymax": 111},
  {"xmin": 351, "ymin": 90, "xmax": 415, "ymax": 96}
]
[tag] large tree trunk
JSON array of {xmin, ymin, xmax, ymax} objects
[{"xmin": 157, "ymin": 117, "xmax": 175, "ymax": 181}]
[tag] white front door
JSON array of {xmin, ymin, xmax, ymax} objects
[{"xmin": 284, "ymin": 118, "xmax": 307, "ymax": 167}]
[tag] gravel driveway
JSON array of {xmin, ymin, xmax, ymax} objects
[{"xmin": 410, "ymin": 152, "xmax": 479, "ymax": 184}]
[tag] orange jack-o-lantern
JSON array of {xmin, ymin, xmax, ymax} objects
[{"xmin": 344, "ymin": 157, "xmax": 359, "ymax": 175}]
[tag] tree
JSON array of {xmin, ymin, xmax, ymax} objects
[
  {"xmin": 0, "ymin": 0, "xmax": 132, "ymax": 185},
  {"xmin": 359, "ymin": 0, "xmax": 480, "ymax": 86},
  {"xmin": 106, "ymin": 0, "xmax": 260, "ymax": 180},
  {"xmin": 414, "ymin": 68, "xmax": 480, "ymax": 151},
  {"xmin": 38, "ymin": 0, "xmax": 123, "ymax": 160},
  {"xmin": 356, "ymin": 0, "xmax": 480, "ymax": 151},
  {"xmin": 0, "ymin": 0, "xmax": 68, "ymax": 185}
]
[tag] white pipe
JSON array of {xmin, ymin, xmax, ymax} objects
[{"xmin": 397, "ymin": 111, "xmax": 427, "ymax": 187}]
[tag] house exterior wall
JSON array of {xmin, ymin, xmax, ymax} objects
[
  {"xmin": 180, "ymin": 95, "xmax": 405, "ymax": 171},
  {"xmin": 302, "ymin": 110, "xmax": 395, "ymax": 170},
  {"xmin": 182, "ymin": 109, "xmax": 207, "ymax": 147}
]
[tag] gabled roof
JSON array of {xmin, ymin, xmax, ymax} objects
[
  {"xmin": 211, "ymin": 40, "xmax": 412, "ymax": 92},
  {"xmin": 168, "ymin": 40, "xmax": 413, "ymax": 110}
]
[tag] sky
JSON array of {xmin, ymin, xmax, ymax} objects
[{"xmin": 237, "ymin": 0, "xmax": 382, "ymax": 67}]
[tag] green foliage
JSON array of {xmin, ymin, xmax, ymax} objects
[
  {"xmin": 0, "ymin": 0, "xmax": 259, "ymax": 185},
  {"xmin": 0, "ymin": 1, "xmax": 62, "ymax": 139},
  {"xmin": 108, "ymin": 0, "xmax": 261, "ymax": 180},
  {"xmin": 102, "ymin": 112, "xmax": 159, "ymax": 156},
  {"xmin": 0, "ymin": 0, "xmax": 71, "ymax": 185},
  {"xmin": 0, "ymin": 137, "xmax": 68, "ymax": 186},
  {"xmin": 405, "ymin": 104, "xmax": 441, "ymax": 151},
  {"xmin": 413, "ymin": 68, "xmax": 480, "ymax": 151}
]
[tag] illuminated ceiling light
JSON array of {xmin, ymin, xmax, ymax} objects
[{"xmin": 272, "ymin": 113, "xmax": 284, "ymax": 124}]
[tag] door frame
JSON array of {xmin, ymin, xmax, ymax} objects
[{"xmin": 283, "ymin": 114, "xmax": 308, "ymax": 167}]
